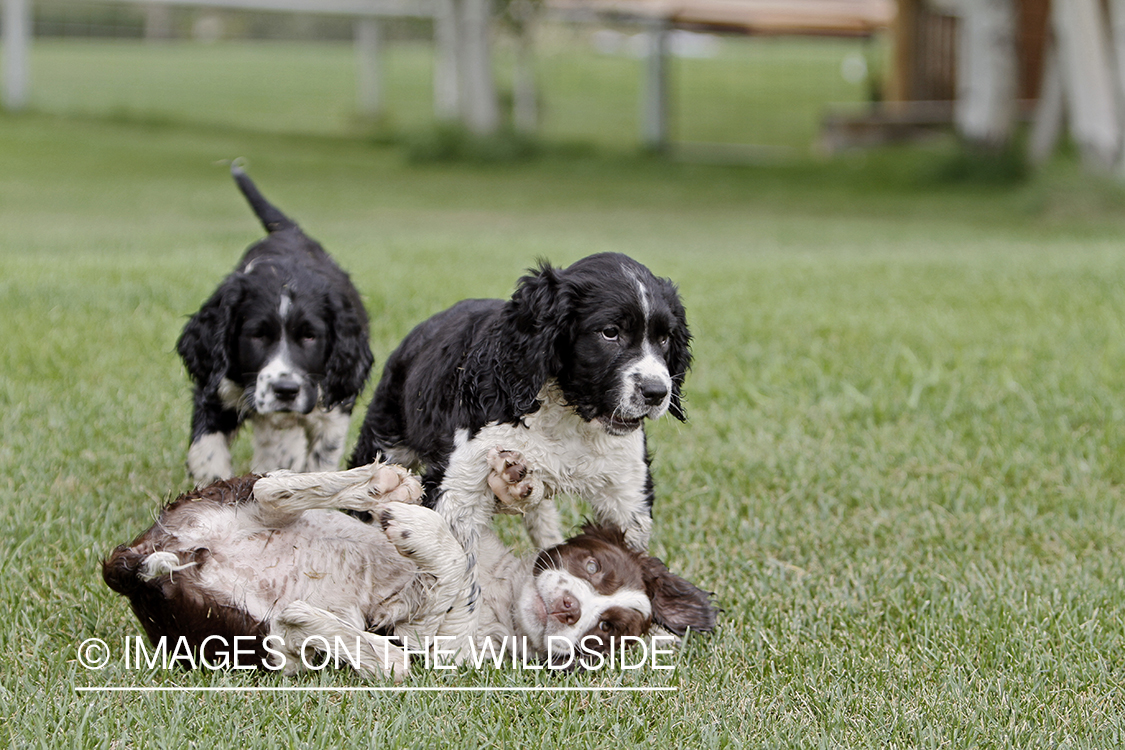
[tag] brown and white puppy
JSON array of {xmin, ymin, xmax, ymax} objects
[{"xmin": 102, "ymin": 459, "xmax": 717, "ymax": 679}]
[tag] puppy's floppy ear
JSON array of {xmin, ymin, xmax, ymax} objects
[
  {"xmin": 663, "ymin": 280, "xmax": 692, "ymax": 422},
  {"xmin": 177, "ymin": 275, "xmax": 245, "ymax": 398},
  {"xmin": 482, "ymin": 262, "xmax": 572, "ymax": 417},
  {"xmin": 322, "ymin": 287, "xmax": 374, "ymax": 410},
  {"xmin": 641, "ymin": 556, "xmax": 718, "ymax": 636}
]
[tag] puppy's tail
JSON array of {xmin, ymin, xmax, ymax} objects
[{"xmin": 231, "ymin": 163, "xmax": 297, "ymax": 233}]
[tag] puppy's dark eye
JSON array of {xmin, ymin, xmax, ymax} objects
[
  {"xmin": 585, "ymin": 558, "xmax": 599, "ymax": 575},
  {"xmin": 657, "ymin": 334, "xmax": 670, "ymax": 348},
  {"xmin": 601, "ymin": 327, "xmax": 619, "ymax": 342},
  {"xmin": 599, "ymin": 620, "xmax": 612, "ymax": 632},
  {"xmin": 294, "ymin": 326, "xmax": 318, "ymax": 344}
]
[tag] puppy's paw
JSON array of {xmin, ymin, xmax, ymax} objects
[
  {"xmin": 366, "ymin": 463, "xmax": 423, "ymax": 506},
  {"xmin": 275, "ymin": 599, "xmax": 321, "ymax": 630},
  {"xmin": 378, "ymin": 502, "xmax": 452, "ymax": 564},
  {"xmin": 487, "ymin": 447, "xmax": 544, "ymax": 514}
]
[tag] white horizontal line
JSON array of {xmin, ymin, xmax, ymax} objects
[{"xmin": 76, "ymin": 686, "xmax": 677, "ymax": 693}]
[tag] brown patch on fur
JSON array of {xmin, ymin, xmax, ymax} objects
[{"xmin": 102, "ymin": 474, "xmax": 274, "ymax": 668}]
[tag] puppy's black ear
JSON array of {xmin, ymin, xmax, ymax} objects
[
  {"xmin": 641, "ymin": 556, "xmax": 718, "ymax": 636},
  {"xmin": 322, "ymin": 288, "xmax": 374, "ymax": 410},
  {"xmin": 483, "ymin": 262, "xmax": 571, "ymax": 417},
  {"xmin": 663, "ymin": 280, "xmax": 692, "ymax": 422},
  {"xmin": 177, "ymin": 276, "xmax": 245, "ymax": 398}
]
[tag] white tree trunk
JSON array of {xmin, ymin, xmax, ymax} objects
[
  {"xmin": 1053, "ymin": 0, "xmax": 1120, "ymax": 170},
  {"xmin": 1028, "ymin": 43, "xmax": 1065, "ymax": 165},
  {"xmin": 1107, "ymin": 0, "xmax": 1125, "ymax": 172},
  {"xmin": 951, "ymin": 0, "xmax": 1018, "ymax": 148}
]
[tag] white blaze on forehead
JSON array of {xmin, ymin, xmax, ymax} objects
[
  {"xmin": 278, "ymin": 293, "xmax": 292, "ymax": 320},
  {"xmin": 541, "ymin": 569, "xmax": 652, "ymax": 630},
  {"xmin": 628, "ymin": 271, "xmax": 651, "ymax": 322}
]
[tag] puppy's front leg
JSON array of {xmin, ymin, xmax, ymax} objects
[
  {"xmin": 187, "ymin": 431, "xmax": 234, "ymax": 488},
  {"xmin": 486, "ymin": 447, "xmax": 560, "ymax": 549},
  {"xmin": 252, "ymin": 462, "xmax": 422, "ymax": 526},
  {"xmin": 522, "ymin": 502, "xmax": 565, "ymax": 550},
  {"xmin": 304, "ymin": 406, "xmax": 352, "ymax": 473},
  {"xmin": 592, "ymin": 483, "xmax": 653, "ymax": 552},
  {"xmin": 434, "ymin": 439, "xmax": 501, "ymax": 554}
]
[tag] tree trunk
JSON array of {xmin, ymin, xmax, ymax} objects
[{"xmin": 952, "ymin": 0, "xmax": 1018, "ymax": 148}]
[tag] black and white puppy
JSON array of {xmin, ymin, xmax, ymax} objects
[
  {"xmin": 349, "ymin": 253, "xmax": 691, "ymax": 555},
  {"xmin": 102, "ymin": 463, "xmax": 717, "ymax": 679},
  {"xmin": 177, "ymin": 166, "xmax": 373, "ymax": 487}
]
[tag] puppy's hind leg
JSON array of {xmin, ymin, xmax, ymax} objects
[
  {"xmin": 252, "ymin": 463, "xmax": 423, "ymax": 526},
  {"xmin": 272, "ymin": 601, "xmax": 407, "ymax": 681},
  {"xmin": 379, "ymin": 502, "xmax": 475, "ymax": 667}
]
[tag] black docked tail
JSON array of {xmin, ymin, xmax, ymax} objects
[{"xmin": 231, "ymin": 164, "xmax": 297, "ymax": 233}]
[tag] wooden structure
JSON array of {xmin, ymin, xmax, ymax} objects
[
  {"xmin": 888, "ymin": 0, "xmax": 1048, "ymax": 104},
  {"xmin": 889, "ymin": 0, "xmax": 1125, "ymax": 171},
  {"xmin": 549, "ymin": 0, "xmax": 894, "ymax": 35},
  {"xmin": 548, "ymin": 0, "xmax": 896, "ymax": 149}
]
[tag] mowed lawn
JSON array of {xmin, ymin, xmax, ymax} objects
[{"xmin": 2, "ymin": 40, "xmax": 1125, "ymax": 748}]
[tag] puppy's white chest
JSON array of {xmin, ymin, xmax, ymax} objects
[{"xmin": 472, "ymin": 400, "xmax": 646, "ymax": 499}]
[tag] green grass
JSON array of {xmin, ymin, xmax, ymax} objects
[{"xmin": 3, "ymin": 37, "xmax": 1125, "ymax": 748}]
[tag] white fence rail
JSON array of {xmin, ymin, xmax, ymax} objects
[{"xmin": 0, "ymin": 0, "xmax": 507, "ymax": 129}]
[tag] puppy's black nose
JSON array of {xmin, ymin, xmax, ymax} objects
[
  {"xmin": 640, "ymin": 379, "xmax": 669, "ymax": 406},
  {"xmin": 551, "ymin": 593, "xmax": 581, "ymax": 626},
  {"xmin": 272, "ymin": 380, "xmax": 301, "ymax": 402}
]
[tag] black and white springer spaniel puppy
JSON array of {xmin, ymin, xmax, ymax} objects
[
  {"xmin": 349, "ymin": 252, "xmax": 691, "ymax": 557},
  {"xmin": 102, "ymin": 463, "xmax": 717, "ymax": 678},
  {"xmin": 177, "ymin": 166, "xmax": 373, "ymax": 487}
]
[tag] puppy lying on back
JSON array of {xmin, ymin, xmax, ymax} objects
[
  {"xmin": 177, "ymin": 166, "xmax": 373, "ymax": 487},
  {"xmin": 102, "ymin": 462, "xmax": 717, "ymax": 678}
]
